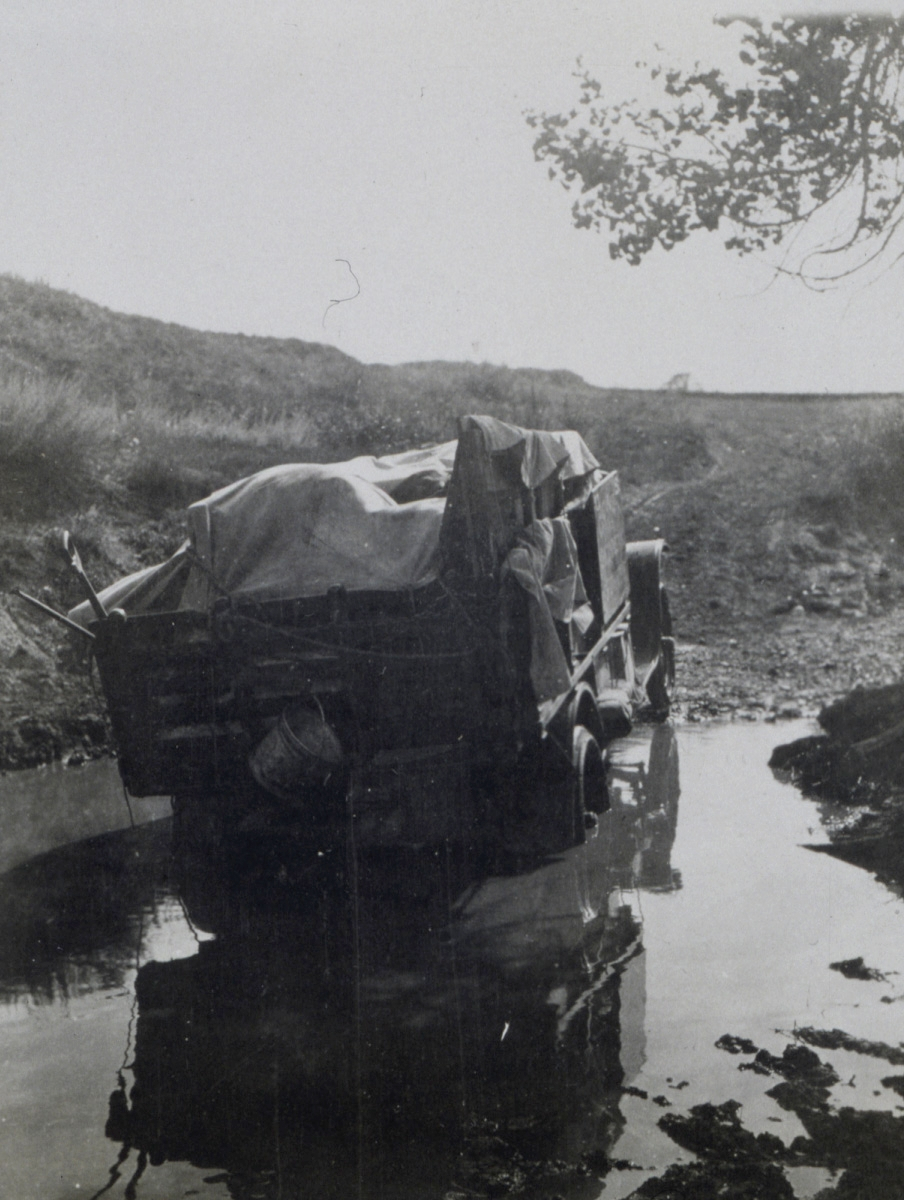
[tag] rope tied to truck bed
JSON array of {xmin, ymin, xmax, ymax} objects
[{"xmin": 219, "ymin": 612, "xmax": 479, "ymax": 662}]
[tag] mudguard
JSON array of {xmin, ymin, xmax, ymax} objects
[{"xmin": 626, "ymin": 539, "xmax": 673, "ymax": 694}]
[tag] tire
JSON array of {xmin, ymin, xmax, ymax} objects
[
  {"xmin": 646, "ymin": 586, "xmax": 675, "ymax": 713},
  {"xmin": 646, "ymin": 656, "xmax": 671, "ymax": 713}
]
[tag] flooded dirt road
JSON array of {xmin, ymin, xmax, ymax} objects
[{"xmin": 1, "ymin": 723, "xmax": 903, "ymax": 1200}]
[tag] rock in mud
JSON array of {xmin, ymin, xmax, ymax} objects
[
  {"xmin": 634, "ymin": 1034, "xmax": 904, "ymax": 1200},
  {"xmin": 793, "ymin": 1027, "xmax": 904, "ymax": 1067},
  {"xmin": 830, "ymin": 956, "xmax": 888, "ymax": 982}
]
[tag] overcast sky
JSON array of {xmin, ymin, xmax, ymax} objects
[{"xmin": 1, "ymin": 0, "xmax": 902, "ymax": 394}]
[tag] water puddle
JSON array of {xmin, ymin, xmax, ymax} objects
[
  {"xmin": 0, "ymin": 721, "xmax": 901, "ymax": 1199},
  {"xmin": 0, "ymin": 758, "xmax": 170, "ymax": 875}
]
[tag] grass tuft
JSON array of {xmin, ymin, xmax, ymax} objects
[
  {"xmin": 120, "ymin": 408, "xmax": 318, "ymax": 513},
  {"xmin": 845, "ymin": 407, "xmax": 904, "ymax": 535},
  {"xmin": 0, "ymin": 373, "xmax": 114, "ymax": 514}
]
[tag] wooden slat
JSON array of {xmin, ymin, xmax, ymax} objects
[{"xmin": 594, "ymin": 473, "xmax": 630, "ymax": 625}]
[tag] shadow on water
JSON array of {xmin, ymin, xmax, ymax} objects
[
  {"xmin": 0, "ymin": 727, "xmax": 681, "ymax": 1200},
  {"xmin": 0, "ymin": 819, "xmax": 174, "ymax": 1004},
  {"xmin": 103, "ymin": 724, "xmax": 682, "ymax": 1200}
]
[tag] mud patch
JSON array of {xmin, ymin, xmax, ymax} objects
[
  {"xmin": 793, "ymin": 1027, "xmax": 904, "ymax": 1068},
  {"xmin": 0, "ymin": 711, "xmax": 111, "ymax": 770},
  {"xmin": 772, "ymin": 684, "xmax": 904, "ymax": 891},
  {"xmin": 628, "ymin": 1031, "xmax": 904, "ymax": 1199},
  {"xmin": 830, "ymin": 956, "xmax": 889, "ymax": 982}
]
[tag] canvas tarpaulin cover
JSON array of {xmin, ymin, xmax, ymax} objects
[
  {"xmin": 68, "ymin": 443, "xmax": 457, "ymax": 624},
  {"xmin": 67, "ymin": 418, "xmax": 601, "ymax": 671},
  {"xmin": 179, "ymin": 442, "xmax": 457, "ymax": 609},
  {"xmin": 439, "ymin": 415, "xmax": 601, "ymax": 582},
  {"xmin": 454, "ymin": 414, "xmax": 599, "ymax": 488},
  {"xmin": 502, "ymin": 518, "xmax": 594, "ymax": 703}
]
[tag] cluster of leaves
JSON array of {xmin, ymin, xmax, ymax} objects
[{"xmin": 527, "ymin": 16, "xmax": 904, "ymax": 284}]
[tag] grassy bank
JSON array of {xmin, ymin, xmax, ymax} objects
[{"xmin": 2, "ymin": 355, "xmax": 902, "ymax": 627}]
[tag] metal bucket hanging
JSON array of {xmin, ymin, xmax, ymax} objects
[{"xmin": 249, "ymin": 703, "xmax": 343, "ymax": 803}]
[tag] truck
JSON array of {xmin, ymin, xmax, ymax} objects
[{"xmin": 54, "ymin": 414, "xmax": 674, "ymax": 858}]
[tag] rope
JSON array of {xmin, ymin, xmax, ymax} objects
[
  {"xmin": 184, "ymin": 546, "xmax": 234, "ymax": 600},
  {"xmin": 226, "ymin": 612, "xmax": 478, "ymax": 662},
  {"xmin": 121, "ymin": 782, "xmax": 136, "ymax": 829}
]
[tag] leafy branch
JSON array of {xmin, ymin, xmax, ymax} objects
[{"xmin": 526, "ymin": 16, "xmax": 904, "ymax": 285}]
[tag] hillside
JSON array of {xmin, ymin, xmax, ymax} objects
[
  {"xmin": 1, "ymin": 274, "xmax": 904, "ymax": 767},
  {"xmin": 0, "ymin": 274, "xmax": 359, "ymax": 420}
]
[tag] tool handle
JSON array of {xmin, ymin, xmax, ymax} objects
[
  {"xmin": 60, "ymin": 532, "xmax": 108, "ymax": 621},
  {"xmin": 13, "ymin": 588, "xmax": 96, "ymax": 640}
]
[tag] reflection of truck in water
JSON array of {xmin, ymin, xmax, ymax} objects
[
  {"xmin": 100, "ymin": 725, "xmax": 680, "ymax": 1199},
  {"xmin": 54, "ymin": 415, "xmax": 674, "ymax": 854}
]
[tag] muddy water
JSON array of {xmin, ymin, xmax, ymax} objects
[
  {"xmin": 0, "ymin": 759, "xmax": 171, "ymax": 875},
  {"xmin": 0, "ymin": 723, "xmax": 902, "ymax": 1200}
]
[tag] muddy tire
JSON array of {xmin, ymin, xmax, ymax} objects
[{"xmin": 645, "ymin": 587, "xmax": 675, "ymax": 714}]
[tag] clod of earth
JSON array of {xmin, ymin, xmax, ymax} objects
[
  {"xmin": 830, "ymin": 956, "xmax": 888, "ymax": 982},
  {"xmin": 793, "ymin": 1027, "xmax": 904, "ymax": 1067},
  {"xmin": 772, "ymin": 683, "xmax": 904, "ymax": 800},
  {"xmin": 632, "ymin": 1033, "xmax": 904, "ymax": 1200},
  {"xmin": 628, "ymin": 1158, "xmax": 796, "ymax": 1198},
  {"xmin": 630, "ymin": 1100, "xmax": 797, "ymax": 1199},
  {"xmin": 715, "ymin": 1034, "xmax": 759, "ymax": 1056}
]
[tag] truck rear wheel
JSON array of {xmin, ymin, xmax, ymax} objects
[
  {"xmin": 627, "ymin": 540, "xmax": 674, "ymax": 714},
  {"xmin": 645, "ymin": 587, "xmax": 674, "ymax": 713}
]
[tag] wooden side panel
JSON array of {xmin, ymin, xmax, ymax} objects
[
  {"xmin": 93, "ymin": 612, "xmax": 250, "ymax": 796},
  {"xmin": 91, "ymin": 602, "xmax": 486, "ymax": 800},
  {"xmin": 594, "ymin": 473, "xmax": 630, "ymax": 625}
]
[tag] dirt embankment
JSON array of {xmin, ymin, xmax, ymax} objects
[
  {"xmin": 769, "ymin": 679, "xmax": 904, "ymax": 891},
  {"xmin": 0, "ymin": 514, "xmax": 181, "ymax": 770}
]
